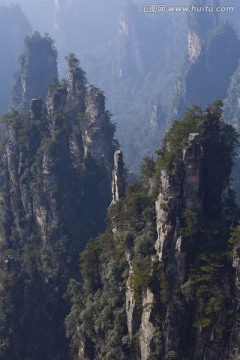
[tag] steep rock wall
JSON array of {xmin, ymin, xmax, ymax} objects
[{"xmin": 0, "ymin": 54, "xmax": 117, "ymax": 360}]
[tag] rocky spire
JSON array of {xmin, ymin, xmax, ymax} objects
[
  {"xmin": 67, "ymin": 53, "xmax": 87, "ymax": 112},
  {"xmin": 12, "ymin": 32, "xmax": 58, "ymax": 111},
  {"xmin": 83, "ymin": 86, "xmax": 116, "ymax": 170},
  {"xmin": 112, "ymin": 150, "xmax": 125, "ymax": 203}
]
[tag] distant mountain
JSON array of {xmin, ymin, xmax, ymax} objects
[
  {"xmin": 0, "ymin": 0, "xmax": 122, "ymax": 67},
  {"xmin": 0, "ymin": 4, "xmax": 32, "ymax": 114},
  {"xmin": 83, "ymin": 0, "xmax": 188, "ymax": 172},
  {"xmin": 173, "ymin": 22, "xmax": 240, "ymax": 119}
]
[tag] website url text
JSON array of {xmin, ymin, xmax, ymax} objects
[{"xmin": 141, "ymin": 4, "xmax": 234, "ymax": 13}]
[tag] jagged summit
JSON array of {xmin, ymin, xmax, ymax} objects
[{"xmin": 12, "ymin": 31, "xmax": 58, "ymax": 111}]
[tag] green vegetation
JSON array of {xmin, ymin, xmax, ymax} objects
[
  {"xmin": 66, "ymin": 168, "xmax": 158, "ymax": 357},
  {"xmin": 182, "ymin": 250, "xmax": 234, "ymax": 330},
  {"xmin": 0, "ymin": 52, "xmax": 116, "ymax": 359},
  {"xmin": 67, "ymin": 101, "xmax": 240, "ymax": 359},
  {"xmin": 1, "ymin": 84, "xmax": 239, "ymax": 360},
  {"xmin": 180, "ymin": 209, "xmax": 199, "ymax": 238},
  {"xmin": 156, "ymin": 104, "xmax": 204, "ymax": 172},
  {"xmin": 66, "ymin": 231, "xmax": 128, "ymax": 359}
]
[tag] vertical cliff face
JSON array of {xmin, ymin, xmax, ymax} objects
[
  {"xmin": 0, "ymin": 52, "xmax": 117, "ymax": 359},
  {"xmin": 129, "ymin": 105, "xmax": 238, "ymax": 360},
  {"xmin": 188, "ymin": 0, "xmax": 219, "ymax": 62},
  {"xmin": 155, "ymin": 132, "xmax": 202, "ymax": 282},
  {"xmin": 71, "ymin": 102, "xmax": 239, "ymax": 360},
  {"xmin": 152, "ymin": 112, "xmax": 234, "ymax": 359},
  {"xmin": 12, "ymin": 32, "xmax": 58, "ymax": 111}
]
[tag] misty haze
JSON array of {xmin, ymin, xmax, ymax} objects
[{"xmin": 0, "ymin": 0, "xmax": 240, "ymax": 359}]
